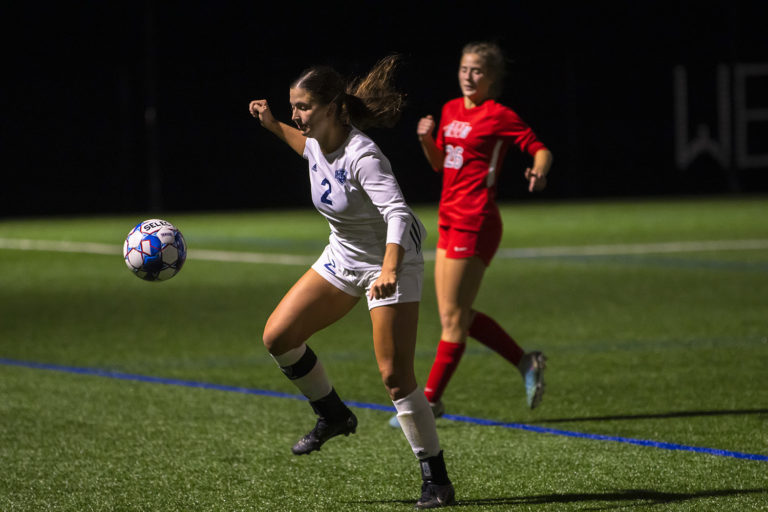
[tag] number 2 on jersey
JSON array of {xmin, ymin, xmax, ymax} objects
[{"xmin": 320, "ymin": 178, "xmax": 333, "ymax": 205}]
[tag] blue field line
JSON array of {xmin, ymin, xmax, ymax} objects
[{"xmin": 2, "ymin": 357, "xmax": 767, "ymax": 463}]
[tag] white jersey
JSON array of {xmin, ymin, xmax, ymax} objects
[{"xmin": 303, "ymin": 127, "xmax": 426, "ymax": 270}]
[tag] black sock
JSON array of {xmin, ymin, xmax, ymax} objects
[
  {"xmin": 420, "ymin": 450, "xmax": 450, "ymax": 485},
  {"xmin": 309, "ymin": 388, "xmax": 350, "ymax": 420}
]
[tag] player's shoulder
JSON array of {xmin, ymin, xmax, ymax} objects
[
  {"xmin": 303, "ymin": 136, "xmax": 321, "ymax": 158},
  {"xmin": 346, "ymin": 128, "xmax": 382, "ymax": 158},
  {"xmin": 344, "ymin": 128, "xmax": 389, "ymax": 174},
  {"xmin": 442, "ymin": 97, "xmax": 464, "ymax": 113},
  {"xmin": 486, "ymin": 99, "xmax": 527, "ymax": 128},
  {"xmin": 348, "ymin": 127, "xmax": 376, "ymax": 146},
  {"xmin": 486, "ymin": 99, "xmax": 518, "ymax": 116}
]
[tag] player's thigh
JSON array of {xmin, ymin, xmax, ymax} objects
[
  {"xmin": 434, "ymin": 248, "xmax": 447, "ymax": 306},
  {"xmin": 370, "ymin": 302, "xmax": 419, "ymax": 396},
  {"xmin": 263, "ymin": 268, "xmax": 360, "ymax": 353},
  {"xmin": 435, "ymin": 251, "xmax": 487, "ymax": 315}
]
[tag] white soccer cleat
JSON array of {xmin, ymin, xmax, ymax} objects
[{"xmin": 518, "ymin": 351, "xmax": 547, "ymax": 409}]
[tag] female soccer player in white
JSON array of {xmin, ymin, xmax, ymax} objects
[{"xmin": 248, "ymin": 56, "xmax": 455, "ymax": 509}]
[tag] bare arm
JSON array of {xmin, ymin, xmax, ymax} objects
[
  {"xmin": 525, "ymin": 148, "xmax": 554, "ymax": 192},
  {"xmin": 417, "ymin": 115, "xmax": 444, "ymax": 171},
  {"xmin": 249, "ymin": 99, "xmax": 306, "ymax": 156}
]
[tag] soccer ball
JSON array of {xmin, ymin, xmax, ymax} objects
[{"xmin": 123, "ymin": 219, "xmax": 187, "ymax": 281}]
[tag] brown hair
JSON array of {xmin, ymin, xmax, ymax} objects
[
  {"xmin": 462, "ymin": 41, "xmax": 505, "ymax": 98},
  {"xmin": 291, "ymin": 55, "xmax": 405, "ymax": 130}
]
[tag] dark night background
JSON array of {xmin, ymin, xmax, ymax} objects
[{"xmin": 3, "ymin": 1, "xmax": 767, "ymax": 217}]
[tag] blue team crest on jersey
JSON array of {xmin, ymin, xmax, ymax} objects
[
  {"xmin": 311, "ymin": 163, "xmax": 318, "ymax": 172},
  {"xmin": 335, "ymin": 169, "xmax": 347, "ymax": 184}
]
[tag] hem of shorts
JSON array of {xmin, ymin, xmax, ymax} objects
[
  {"xmin": 367, "ymin": 299, "xmax": 421, "ymax": 310},
  {"xmin": 309, "ymin": 267, "xmax": 362, "ymax": 297}
]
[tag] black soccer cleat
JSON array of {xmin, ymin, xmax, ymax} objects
[
  {"xmin": 291, "ymin": 411, "xmax": 358, "ymax": 455},
  {"xmin": 292, "ymin": 389, "xmax": 357, "ymax": 455},
  {"xmin": 415, "ymin": 481, "xmax": 456, "ymax": 509},
  {"xmin": 415, "ymin": 450, "xmax": 455, "ymax": 508}
]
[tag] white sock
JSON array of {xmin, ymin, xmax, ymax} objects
[
  {"xmin": 271, "ymin": 344, "xmax": 332, "ymax": 401},
  {"xmin": 393, "ymin": 387, "xmax": 441, "ymax": 459}
]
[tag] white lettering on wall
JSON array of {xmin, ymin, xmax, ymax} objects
[{"xmin": 674, "ymin": 63, "xmax": 767, "ymax": 171}]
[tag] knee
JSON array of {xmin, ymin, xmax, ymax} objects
[
  {"xmin": 379, "ymin": 365, "xmax": 416, "ymax": 401},
  {"xmin": 440, "ymin": 307, "xmax": 471, "ymax": 336},
  {"xmin": 262, "ymin": 321, "xmax": 300, "ymax": 355},
  {"xmin": 261, "ymin": 325, "xmax": 279, "ymax": 354}
]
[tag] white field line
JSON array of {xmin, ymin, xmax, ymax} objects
[
  {"xmin": 0, "ymin": 237, "xmax": 767, "ymax": 266},
  {"xmin": 190, "ymin": 249, "xmax": 315, "ymax": 265},
  {"xmin": 0, "ymin": 238, "xmax": 316, "ymax": 266},
  {"xmin": 495, "ymin": 239, "xmax": 768, "ymax": 258}
]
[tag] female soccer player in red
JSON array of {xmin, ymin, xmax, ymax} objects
[{"xmin": 390, "ymin": 42, "xmax": 553, "ymax": 428}]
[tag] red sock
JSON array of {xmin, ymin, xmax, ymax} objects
[
  {"xmin": 424, "ymin": 340, "xmax": 466, "ymax": 404},
  {"xmin": 469, "ymin": 311, "xmax": 524, "ymax": 366}
]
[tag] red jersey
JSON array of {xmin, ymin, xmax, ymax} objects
[{"xmin": 435, "ymin": 98, "xmax": 546, "ymax": 231}]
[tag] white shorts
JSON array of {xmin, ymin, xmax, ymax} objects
[{"xmin": 311, "ymin": 245, "xmax": 423, "ymax": 310}]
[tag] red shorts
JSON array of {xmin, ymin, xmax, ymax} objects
[{"xmin": 437, "ymin": 218, "xmax": 502, "ymax": 267}]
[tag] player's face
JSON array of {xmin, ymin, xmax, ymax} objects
[
  {"xmin": 289, "ymin": 87, "xmax": 333, "ymax": 138},
  {"xmin": 458, "ymin": 53, "xmax": 492, "ymax": 103}
]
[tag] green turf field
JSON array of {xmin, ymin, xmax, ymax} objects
[{"xmin": 1, "ymin": 197, "xmax": 767, "ymax": 511}]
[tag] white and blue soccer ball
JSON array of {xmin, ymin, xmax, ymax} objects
[{"xmin": 123, "ymin": 219, "xmax": 187, "ymax": 281}]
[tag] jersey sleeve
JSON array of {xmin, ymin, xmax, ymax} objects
[
  {"xmin": 355, "ymin": 154, "xmax": 412, "ymax": 247},
  {"xmin": 498, "ymin": 107, "xmax": 547, "ymax": 157},
  {"xmin": 302, "ymin": 137, "xmax": 316, "ymax": 161}
]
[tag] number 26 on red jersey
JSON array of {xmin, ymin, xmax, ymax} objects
[{"xmin": 444, "ymin": 144, "xmax": 464, "ymax": 170}]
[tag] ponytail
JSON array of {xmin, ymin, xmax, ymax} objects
[
  {"xmin": 344, "ymin": 55, "xmax": 405, "ymax": 129},
  {"xmin": 292, "ymin": 55, "xmax": 406, "ymax": 130}
]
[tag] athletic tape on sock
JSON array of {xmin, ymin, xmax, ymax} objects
[{"xmin": 393, "ymin": 387, "xmax": 441, "ymax": 458}]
